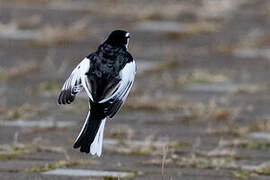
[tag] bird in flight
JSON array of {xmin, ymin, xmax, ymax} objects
[{"xmin": 58, "ymin": 30, "xmax": 136, "ymax": 156}]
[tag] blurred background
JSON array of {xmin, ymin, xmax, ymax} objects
[{"xmin": 1, "ymin": 0, "xmax": 270, "ymax": 179}]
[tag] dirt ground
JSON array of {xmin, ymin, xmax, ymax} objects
[{"xmin": 1, "ymin": 0, "xmax": 270, "ymax": 179}]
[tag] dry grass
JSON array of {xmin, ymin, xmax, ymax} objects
[
  {"xmin": 174, "ymin": 155, "xmax": 237, "ymax": 169},
  {"xmin": 0, "ymin": 144, "xmax": 35, "ymax": 160},
  {"xmin": 31, "ymin": 19, "xmax": 89, "ymax": 46},
  {"xmin": 206, "ymin": 122, "xmax": 247, "ymax": 136},
  {"xmin": 208, "ymin": 117, "xmax": 270, "ymax": 137},
  {"xmin": 27, "ymin": 159, "xmax": 91, "ymax": 172},
  {"xmin": 198, "ymin": 148, "xmax": 237, "ymax": 158},
  {"xmin": 142, "ymin": 158, "xmax": 173, "ymax": 167},
  {"xmin": 247, "ymin": 118, "xmax": 270, "ymax": 133},
  {"xmin": 234, "ymin": 84, "xmax": 266, "ymax": 94},
  {"xmin": 107, "ymin": 137, "xmax": 189, "ymax": 156},
  {"xmin": 0, "ymin": 62, "xmax": 40, "ymax": 82},
  {"xmin": 216, "ymin": 29, "xmax": 270, "ymax": 55},
  {"xmin": 161, "ymin": 145, "xmax": 168, "ymax": 180},
  {"xmin": 6, "ymin": 0, "xmax": 50, "ymax": 4},
  {"xmin": 141, "ymin": 138, "xmax": 270, "ymax": 178},
  {"xmin": 126, "ymin": 95, "xmax": 239, "ymax": 124},
  {"xmin": 218, "ymin": 138, "xmax": 250, "ymax": 148},
  {"xmin": 218, "ymin": 138, "xmax": 270, "ymax": 151},
  {"xmin": 0, "ymin": 103, "xmax": 49, "ymax": 120},
  {"xmin": 125, "ymin": 94, "xmax": 184, "ymax": 112},
  {"xmin": 30, "ymin": 80, "xmax": 62, "ymax": 95},
  {"xmin": 255, "ymin": 162, "xmax": 270, "ymax": 175},
  {"xmin": 237, "ymin": 30, "xmax": 270, "ymax": 49},
  {"xmin": 85, "ymin": 1, "xmax": 193, "ymax": 21},
  {"xmin": 238, "ymin": 141, "xmax": 270, "ymax": 151},
  {"xmin": 0, "ymin": 15, "xmax": 41, "ymax": 31},
  {"xmin": 14, "ymin": 15, "xmax": 41, "ymax": 29},
  {"xmin": 171, "ymin": 143, "xmax": 245, "ymax": 170},
  {"xmin": 199, "ymin": 0, "xmax": 242, "ymax": 19},
  {"xmin": 233, "ymin": 170, "xmax": 254, "ymax": 179},
  {"xmin": 0, "ymin": 141, "xmax": 71, "ymax": 162},
  {"xmin": 105, "ymin": 125, "xmax": 134, "ymax": 140},
  {"xmin": 176, "ymin": 71, "xmax": 228, "ymax": 86},
  {"xmin": 167, "ymin": 22, "xmax": 220, "ymax": 39},
  {"xmin": 233, "ymin": 161, "xmax": 270, "ymax": 178},
  {"xmin": 144, "ymin": 146, "xmax": 242, "ymax": 170},
  {"xmin": 134, "ymin": 3, "xmax": 193, "ymax": 21},
  {"xmin": 36, "ymin": 145, "xmax": 70, "ymax": 160}
]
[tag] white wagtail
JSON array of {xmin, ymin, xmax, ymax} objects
[{"xmin": 58, "ymin": 30, "xmax": 136, "ymax": 156}]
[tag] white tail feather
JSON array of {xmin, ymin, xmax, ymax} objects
[
  {"xmin": 75, "ymin": 111, "xmax": 90, "ymax": 143},
  {"xmin": 90, "ymin": 119, "xmax": 106, "ymax": 157}
]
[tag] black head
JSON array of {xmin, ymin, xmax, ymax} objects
[{"xmin": 104, "ymin": 30, "xmax": 130, "ymax": 48}]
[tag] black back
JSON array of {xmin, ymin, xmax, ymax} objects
[{"xmin": 86, "ymin": 42, "xmax": 132, "ymax": 102}]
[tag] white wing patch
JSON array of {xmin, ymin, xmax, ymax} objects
[
  {"xmin": 98, "ymin": 60, "xmax": 136, "ymax": 118},
  {"xmin": 58, "ymin": 58, "xmax": 93, "ymax": 104},
  {"xmin": 99, "ymin": 60, "xmax": 136, "ymax": 104}
]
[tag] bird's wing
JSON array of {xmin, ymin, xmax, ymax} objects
[
  {"xmin": 99, "ymin": 60, "xmax": 136, "ymax": 118},
  {"xmin": 58, "ymin": 58, "xmax": 93, "ymax": 104}
]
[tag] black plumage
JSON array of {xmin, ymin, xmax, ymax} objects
[
  {"xmin": 58, "ymin": 30, "xmax": 136, "ymax": 156},
  {"xmin": 86, "ymin": 43, "xmax": 132, "ymax": 102}
]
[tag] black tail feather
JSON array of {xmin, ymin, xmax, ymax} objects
[{"xmin": 73, "ymin": 110, "xmax": 102, "ymax": 153}]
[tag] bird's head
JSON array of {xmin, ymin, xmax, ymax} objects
[{"xmin": 104, "ymin": 30, "xmax": 130, "ymax": 49}]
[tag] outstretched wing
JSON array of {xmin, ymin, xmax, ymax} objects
[
  {"xmin": 58, "ymin": 58, "xmax": 93, "ymax": 104},
  {"xmin": 99, "ymin": 60, "xmax": 136, "ymax": 118}
]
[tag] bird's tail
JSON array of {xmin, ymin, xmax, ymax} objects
[{"xmin": 73, "ymin": 110, "xmax": 106, "ymax": 156}]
